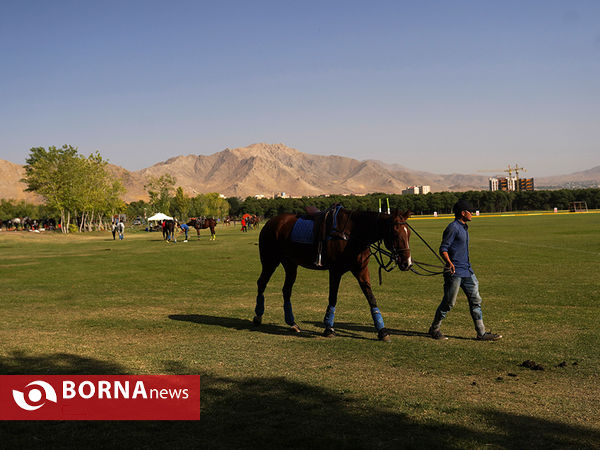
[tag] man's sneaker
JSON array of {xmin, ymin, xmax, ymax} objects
[
  {"xmin": 428, "ymin": 326, "xmax": 448, "ymax": 340},
  {"xmin": 477, "ymin": 332, "xmax": 502, "ymax": 341}
]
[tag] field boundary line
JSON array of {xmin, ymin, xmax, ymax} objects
[{"xmin": 410, "ymin": 210, "xmax": 600, "ymax": 221}]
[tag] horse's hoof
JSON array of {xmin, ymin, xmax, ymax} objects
[
  {"xmin": 253, "ymin": 316, "xmax": 262, "ymax": 326},
  {"xmin": 378, "ymin": 328, "xmax": 391, "ymax": 342},
  {"xmin": 323, "ymin": 327, "xmax": 336, "ymax": 338},
  {"xmin": 289, "ymin": 324, "xmax": 301, "ymax": 333}
]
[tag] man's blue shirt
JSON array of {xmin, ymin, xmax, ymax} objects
[
  {"xmin": 439, "ymin": 219, "xmax": 474, "ymax": 277},
  {"xmin": 180, "ymin": 224, "xmax": 189, "ymax": 231}
]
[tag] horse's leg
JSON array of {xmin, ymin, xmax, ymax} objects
[
  {"xmin": 323, "ymin": 270, "xmax": 343, "ymax": 337},
  {"xmin": 254, "ymin": 258, "xmax": 279, "ymax": 326},
  {"xmin": 196, "ymin": 228, "xmax": 200, "ymax": 240},
  {"xmin": 281, "ymin": 261, "xmax": 300, "ymax": 333},
  {"xmin": 352, "ymin": 266, "xmax": 391, "ymax": 342},
  {"xmin": 210, "ymin": 226, "xmax": 215, "ymax": 240}
]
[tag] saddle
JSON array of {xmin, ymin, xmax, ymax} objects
[{"xmin": 301, "ymin": 203, "xmax": 347, "ymax": 267}]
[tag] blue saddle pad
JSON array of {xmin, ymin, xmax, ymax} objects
[{"xmin": 290, "ymin": 218, "xmax": 315, "ymax": 244}]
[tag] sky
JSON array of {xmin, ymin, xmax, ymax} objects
[{"xmin": 1, "ymin": 0, "xmax": 599, "ymax": 177}]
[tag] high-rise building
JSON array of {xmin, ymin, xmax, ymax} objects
[
  {"xmin": 518, "ymin": 178, "xmax": 535, "ymax": 191},
  {"xmin": 402, "ymin": 185, "xmax": 431, "ymax": 195},
  {"xmin": 489, "ymin": 177, "xmax": 534, "ymax": 191}
]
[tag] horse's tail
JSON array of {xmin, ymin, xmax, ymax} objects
[{"xmin": 258, "ymin": 218, "xmax": 277, "ymax": 264}]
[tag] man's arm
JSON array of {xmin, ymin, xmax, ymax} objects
[
  {"xmin": 439, "ymin": 225, "xmax": 457, "ymax": 274},
  {"xmin": 441, "ymin": 251, "xmax": 455, "ymax": 274}
]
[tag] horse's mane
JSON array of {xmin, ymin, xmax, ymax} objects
[{"xmin": 347, "ymin": 210, "xmax": 391, "ymax": 243}]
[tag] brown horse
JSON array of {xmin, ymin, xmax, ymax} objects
[
  {"xmin": 187, "ymin": 217, "xmax": 217, "ymax": 240},
  {"xmin": 247, "ymin": 215, "xmax": 260, "ymax": 230},
  {"xmin": 253, "ymin": 208, "xmax": 412, "ymax": 341},
  {"xmin": 163, "ymin": 219, "xmax": 177, "ymax": 242}
]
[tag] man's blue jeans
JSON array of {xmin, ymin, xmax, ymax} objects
[{"xmin": 432, "ymin": 273, "xmax": 485, "ymax": 336}]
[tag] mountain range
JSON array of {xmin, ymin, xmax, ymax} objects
[{"xmin": 1, "ymin": 143, "xmax": 599, "ymax": 203}]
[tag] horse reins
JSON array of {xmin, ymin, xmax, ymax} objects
[
  {"xmin": 405, "ymin": 223, "xmax": 447, "ymax": 277},
  {"xmin": 369, "ymin": 220, "xmax": 447, "ymax": 284}
]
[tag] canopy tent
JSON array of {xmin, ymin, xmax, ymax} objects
[
  {"xmin": 147, "ymin": 213, "xmax": 173, "ymax": 222},
  {"xmin": 146, "ymin": 213, "xmax": 173, "ymax": 231}
]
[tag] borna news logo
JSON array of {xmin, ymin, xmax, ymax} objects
[
  {"xmin": 0, "ymin": 375, "xmax": 200, "ymax": 420},
  {"xmin": 12, "ymin": 380, "xmax": 58, "ymax": 411}
]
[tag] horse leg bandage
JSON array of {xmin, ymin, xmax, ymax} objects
[
  {"xmin": 324, "ymin": 305, "xmax": 336, "ymax": 329},
  {"xmin": 255, "ymin": 294, "xmax": 265, "ymax": 317},
  {"xmin": 371, "ymin": 307, "xmax": 385, "ymax": 331},
  {"xmin": 283, "ymin": 301, "xmax": 295, "ymax": 325}
]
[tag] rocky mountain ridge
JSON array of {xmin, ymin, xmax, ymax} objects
[{"xmin": 1, "ymin": 143, "xmax": 598, "ymax": 203}]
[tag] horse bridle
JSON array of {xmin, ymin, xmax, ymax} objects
[
  {"xmin": 370, "ymin": 219, "xmax": 447, "ymax": 284},
  {"xmin": 369, "ymin": 219, "xmax": 410, "ymax": 285}
]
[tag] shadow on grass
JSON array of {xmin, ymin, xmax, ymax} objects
[
  {"xmin": 1, "ymin": 354, "xmax": 599, "ymax": 449},
  {"xmin": 168, "ymin": 314, "xmax": 320, "ymax": 338},
  {"xmin": 304, "ymin": 321, "xmax": 474, "ymax": 341},
  {"xmin": 0, "ymin": 350, "xmax": 125, "ymax": 375}
]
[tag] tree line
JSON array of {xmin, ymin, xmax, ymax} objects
[
  {"xmin": 227, "ymin": 188, "xmax": 600, "ymax": 218},
  {"xmin": 6, "ymin": 145, "xmax": 599, "ymax": 228},
  {"xmin": 22, "ymin": 146, "xmax": 124, "ymax": 232},
  {"xmin": 126, "ymin": 174, "xmax": 230, "ymax": 220}
]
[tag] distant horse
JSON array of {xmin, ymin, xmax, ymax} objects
[
  {"xmin": 11, "ymin": 218, "xmax": 21, "ymax": 230},
  {"xmin": 163, "ymin": 220, "xmax": 177, "ymax": 242},
  {"xmin": 253, "ymin": 208, "xmax": 412, "ymax": 341},
  {"xmin": 187, "ymin": 217, "xmax": 216, "ymax": 240},
  {"xmin": 247, "ymin": 215, "xmax": 260, "ymax": 230}
]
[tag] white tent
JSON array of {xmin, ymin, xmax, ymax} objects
[
  {"xmin": 147, "ymin": 213, "xmax": 173, "ymax": 231},
  {"xmin": 147, "ymin": 213, "xmax": 173, "ymax": 222}
]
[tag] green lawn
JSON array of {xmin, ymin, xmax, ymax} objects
[{"xmin": 1, "ymin": 213, "xmax": 599, "ymax": 448}]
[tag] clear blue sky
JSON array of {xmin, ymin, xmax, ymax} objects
[{"xmin": 1, "ymin": 0, "xmax": 598, "ymax": 176}]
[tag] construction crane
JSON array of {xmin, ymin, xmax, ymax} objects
[
  {"xmin": 512, "ymin": 164, "xmax": 526, "ymax": 179},
  {"xmin": 478, "ymin": 164, "xmax": 527, "ymax": 191},
  {"xmin": 511, "ymin": 164, "xmax": 526, "ymax": 191}
]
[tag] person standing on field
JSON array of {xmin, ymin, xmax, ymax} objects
[
  {"xmin": 117, "ymin": 221, "xmax": 125, "ymax": 240},
  {"xmin": 428, "ymin": 200, "xmax": 502, "ymax": 341}
]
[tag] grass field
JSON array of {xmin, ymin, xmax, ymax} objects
[{"xmin": 1, "ymin": 212, "xmax": 599, "ymax": 448}]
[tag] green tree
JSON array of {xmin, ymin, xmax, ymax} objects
[
  {"xmin": 189, "ymin": 193, "xmax": 229, "ymax": 218},
  {"xmin": 171, "ymin": 187, "xmax": 191, "ymax": 220},
  {"xmin": 145, "ymin": 174, "xmax": 176, "ymax": 214},
  {"xmin": 22, "ymin": 145, "xmax": 124, "ymax": 232},
  {"xmin": 226, "ymin": 197, "xmax": 241, "ymax": 216},
  {"xmin": 23, "ymin": 145, "xmax": 82, "ymax": 232},
  {"xmin": 127, "ymin": 200, "xmax": 149, "ymax": 220}
]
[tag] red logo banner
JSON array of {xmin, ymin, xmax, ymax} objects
[{"xmin": 0, "ymin": 375, "xmax": 200, "ymax": 420}]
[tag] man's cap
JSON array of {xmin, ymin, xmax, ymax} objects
[{"xmin": 453, "ymin": 200, "xmax": 475, "ymax": 215}]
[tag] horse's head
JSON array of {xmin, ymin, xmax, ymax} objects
[{"xmin": 384, "ymin": 210, "xmax": 412, "ymax": 271}]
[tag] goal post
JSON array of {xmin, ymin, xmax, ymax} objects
[{"xmin": 569, "ymin": 201, "xmax": 588, "ymax": 212}]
